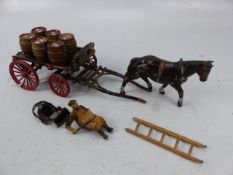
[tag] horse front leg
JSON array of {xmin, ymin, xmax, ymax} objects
[
  {"xmin": 159, "ymin": 84, "xmax": 168, "ymax": 94},
  {"xmin": 171, "ymin": 83, "xmax": 184, "ymax": 107},
  {"xmin": 141, "ymin": 77, "xmax": 152, "ymax": 92}
]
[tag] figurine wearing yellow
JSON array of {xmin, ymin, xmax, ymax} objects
[{"xmin": 66, "ymin": 100, "xmax": 113, "ymax": 139}]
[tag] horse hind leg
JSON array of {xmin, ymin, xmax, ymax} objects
[{"xmin": 159, "ymin": 84, "xmax": 168, "ymax": 94}]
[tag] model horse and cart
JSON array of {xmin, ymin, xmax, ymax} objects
[{"xmin": 9, "ymin": 27, "xmax": 213, "ymax": 106}]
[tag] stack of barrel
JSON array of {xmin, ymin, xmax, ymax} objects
[{"xmin": 19, "ymin": 26, "xmax": 78, "ymax": 66}]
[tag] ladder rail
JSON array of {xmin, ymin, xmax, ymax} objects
[
  {"xmin": 126, "ymin": 128, "xmax": 204, "ymax": 163},
  {"xmin": 133, "ymin": 117, "xmax": 207, "ymax": 148},
  {"xmin": 126, "ymin": 117, "xmax": 207, "ymax": 164}
]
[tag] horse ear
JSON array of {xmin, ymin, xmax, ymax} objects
[
  {"xmin": 210, "ymin": 60, "xmax": 214, "ymax": 67},
  {"xmin": 178, "ymin": 58, "xmax": 184, "ymax": 67}
]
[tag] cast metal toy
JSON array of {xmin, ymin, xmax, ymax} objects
[
  {"xmin": 32, "ymin": 101, "xmax": 70, "ymax": 127},
  {"xmin": 120, "ymin": 55, "xmax": 213, "ymax": 107},
  {"xmin": 126, "ymin": 117, "xmax": 207, "ymax": 163},
  {"xmin": 66, "ymin": 100, "xmax": 113, "ymax": 139},
  {"xmin": 9, "ymin": 43, "xmax": 146, "ymax": 103}
]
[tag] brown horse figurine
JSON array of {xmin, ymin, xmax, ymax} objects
[
  {"xmin": 66, "ymin": 100, "xmax": 113, "ymax": 139},
  {"xmin": 120, "ymin": 55, "xmax": 214, "ymax": 107}
]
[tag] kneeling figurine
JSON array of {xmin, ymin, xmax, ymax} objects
[{"xmin": 66, "ymin": 100, "xmax": 113, "ymax": 139}]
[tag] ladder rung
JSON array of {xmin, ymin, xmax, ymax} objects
[
  {"xmin": 147, "ymin": 128, "xmax": 153, "ymax": 137},
  {"xmin": 160, "ymin": 133, "xmax": 165, "ymax": 143},
  {"xmin": 188, "ymin": 145, "xmax": 194, "ymax": 155},
  {"xmin": 135, "ymin": 123, "xmax": 140, "ymax": 132},
  {"xmin": 174, "ymin": 139, "xmax": 179, "ymax": 149}
]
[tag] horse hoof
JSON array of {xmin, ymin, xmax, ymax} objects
[
  {"xmin": 159, "ymin": 91, "xmax": 165, "ymax": 95},
  {"xmin": 177, "ymin": 101, "xmax": 182, "ymax": 107}
]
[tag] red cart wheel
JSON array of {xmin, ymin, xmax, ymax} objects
[
  {"xmin": 48, "ymin": 74, "xmax": 70, "ymax": 97},
  {"xmin": 84, "ymin": 55, "xmax": 97, "ymax": 67},
  {"xmin": 9, "ymin": 60, "xmax": 39, "ymax": 90}
]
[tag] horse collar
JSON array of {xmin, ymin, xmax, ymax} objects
[
  {"xmin": 156, "ymin": 62, "xmax": 166, "ymax": 81},
  {"xmin": 159, "ymin": 62, "xmax": 166, "ymax": 74},
  {"xmin": 180, "ymin": 64, "xmax": 185, "ymax": 75}
]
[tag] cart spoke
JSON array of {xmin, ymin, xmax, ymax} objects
[
  {"xmin": 15, "ymin": 74, "xmax": 23, "ymax": 77},
  {"xmin": 27, "ymin": 78, "xmax": 33, "ymax": 87},
  {"xmin": 28, "ymin": 76, "xmax": 36, "ymax": 82},
  {"xmin": 60, "ymin": 87, "xmax": 64, "ymax": 93},
  {"xmin": 13, "ymin": 68, "xmax": 23, "ymax": 73},
  {"xmin": 17, "ymin": 76, "xmax": 24, "ymax": 82},
  {"xmin": 21, "ymin": 78, "xmax": 26, "ymax": 87},
  {"xmin": 14, "ymin": 64, "xmax": 24, "ymax": 71}
]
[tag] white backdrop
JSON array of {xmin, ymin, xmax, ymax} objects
[{"xmin": 0, "ymin": 0, "xmax": 233, "ymax": 175}]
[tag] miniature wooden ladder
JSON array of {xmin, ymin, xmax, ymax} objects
[{"xmin": 126, "ymin": 117, "xmax": 207, "ymax": 163}]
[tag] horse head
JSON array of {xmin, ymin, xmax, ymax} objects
[{"xmin": 197, "ymin": 61, "xmax": 214, "ymax": 82}]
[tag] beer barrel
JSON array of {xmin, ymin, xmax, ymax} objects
[
  {"xmin": 47, "ymin": 40, "xmax": 67, "ymax": 66},
  {"xmin": 31, "ymin": 26, "xmax": 47, "ymax": 37},
  {"xmin": 59, "ymin": 33, "xmax": 77, "ymax": 59},
  {"xmin": 46, "ymin": 29, "xmax": 61, "ymax": 41},
  {"xmin": 19, "ymin": 33, "xmax": 36, "ymax": 54},
  {"xmin": 32, "ymin": 36, "xmax": 48, "ymax": 62}
]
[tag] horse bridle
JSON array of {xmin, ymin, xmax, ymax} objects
[{"xmin": 199, "ymin": 61, "xmax": 212, "ymax": 78}]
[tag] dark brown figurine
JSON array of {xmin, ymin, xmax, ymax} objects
[
  {"xmin": 66, "ymin": 100, "xmax": 113, "ymax": 139},
  {"xmin": 120, "ymin": 55, "xmax": 213, "ymax": 107},
  {"xmin": 32, "ymin": 101, "xmax": 70, "ymax": 127}
]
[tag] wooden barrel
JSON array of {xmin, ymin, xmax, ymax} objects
[
  {"xmin": 31, "ymin": 26, "xmax": 47, "ymax": 37},
  {"xmin": 32, "ymin": 36, "xmax": 48, "ymax": 62},
  {"xmin": 19, "ymin": 33, "xmax": 36, "ymax": 54},
  {"xmin": 47, "ymin": 40, "xmax": 67, "ymax": 66},
  {"xmin": 59, "ymin": 33, "xmax": 77, "ymax": 59},
  {"xmin": 46, "ymin": 29, "xmax": 61, "ymax": 41}
]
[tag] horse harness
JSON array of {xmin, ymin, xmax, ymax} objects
[
  {"xmin": 156, "ymin": 61, "xmax": 165, "ymax": 81},
  {"xmin": 156, "ymin": 61, "xmax": 186, "ymax": 83}
]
